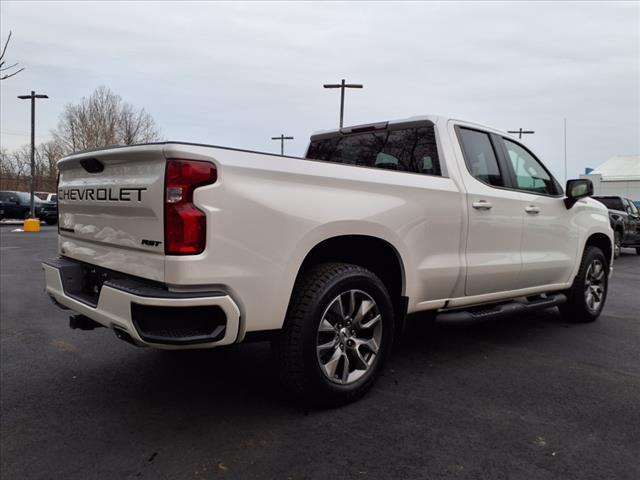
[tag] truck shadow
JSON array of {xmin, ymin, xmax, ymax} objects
[{"xmin": 109, "ymin": 306, "xmax": 574, "ymax": 413}]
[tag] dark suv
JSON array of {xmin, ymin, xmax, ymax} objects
[
  {"xmin": 0, "ymin": 191, "xmax": 58, "ymax": 225},
  {"xmin": 592, "ymin": 195, "xmax": 640, "ymax": 257}
]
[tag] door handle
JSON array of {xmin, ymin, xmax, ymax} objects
[
  {"xmin": 525, "ymin": 205, "xmax": 541, "ymax": 214},
  {"xmin": 472, "ymin": 200, "xmax": 493, "ymax": 210}
]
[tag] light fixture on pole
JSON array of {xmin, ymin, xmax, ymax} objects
[
  {"xmin": 17, "ymin": 91, "xmax": 49, "ymax": 220},
  {"xmin": 507, "ymin": 128, "xmax": 535, "ymax": 139},
  {"xmin": 271, "ymin": 134, "xmax": 294, "ymax": 156},
  {"xmin": 323, "ymin": 79, "xmax": 363, "ymax": 129}
]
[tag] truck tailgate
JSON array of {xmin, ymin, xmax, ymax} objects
[{"xmin": 57, "ymin": 145, "xmax": 166, "ymax": 282}]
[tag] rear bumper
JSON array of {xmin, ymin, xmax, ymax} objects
[{"xmin": 43, "ymin": 257, "xmax": 241, "ymax": 349}]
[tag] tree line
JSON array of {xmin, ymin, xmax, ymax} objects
[{"xmin": 1, "ymin": 86, "xmax": 163, "ymax": 192}]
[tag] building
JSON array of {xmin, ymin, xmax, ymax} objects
[{"xmin": 580, "ymin": 155, "xmax": 640, "ymax": 204}]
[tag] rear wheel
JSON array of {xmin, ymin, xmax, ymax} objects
[
  {"xmin": 274, "ymin": 263, "xmax": 394, "ymax": 406},
  {"xmin": 559, "ymin": 246, "xmax": 608, "ymax": 323}
]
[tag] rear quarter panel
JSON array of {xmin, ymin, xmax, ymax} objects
[{"xmin": 162, "ymin": 142, "xmax": 465, "ymax": 334}]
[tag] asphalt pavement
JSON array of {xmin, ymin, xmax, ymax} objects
[{"xmin": 1, "ymin": 226, "xmax": 639, "ymax": 480}]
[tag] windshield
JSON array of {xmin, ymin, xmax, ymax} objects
[
  {"xmin": 14, "ymin": 192, "xmax": 46, "ymax": 204},
  {"xmin": 593, "ymin": 197, "xmax": 624, "ymax": 211}
]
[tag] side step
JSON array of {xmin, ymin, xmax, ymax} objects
[{"xmin": 436, "ymin": 293, "xmax": 566, "ymax": 323}]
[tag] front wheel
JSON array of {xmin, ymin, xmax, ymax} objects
[
  {"xmin": 559, "ymin": 246, "xmax": 608, "ymax": 323},
  {"xmin": 613, "ymin": 231, "xmax": 621, "ymax": 259},
  {"xmin": 274, "ymin": 263, "xmax": 394, "ymax": 406}
]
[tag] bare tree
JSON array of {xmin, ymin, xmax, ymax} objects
[
  {"xmin": 52, "ymin": 86, "xmax": 162, "ymax": 153},
  {"xmin": 2, "ymin": 87, "xmax": 163, "ymax": 191},
  {"xmin": 0, "ymin": 145, "xmax": 31, "ymax": 190},
  {"xmin": 0, "ymin": 31, "xmax": 25, "ymax": 80}
]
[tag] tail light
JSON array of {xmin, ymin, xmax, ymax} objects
[{"xmin": 164, "ymin": 159, "xmax": 217, "ymax": 255}]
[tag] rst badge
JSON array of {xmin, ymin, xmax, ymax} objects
[{"xmin": 141, "ymin": 239, "xmax": 162, "ymax": 247}]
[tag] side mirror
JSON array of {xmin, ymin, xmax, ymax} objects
[{"xmin": 564, "ymin": 179, "xmax": 593, "ymax": 209}]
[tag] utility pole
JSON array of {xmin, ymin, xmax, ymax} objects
[
  {"xmin": 271, "ymin": 134, "xmax": 294, "ymax": 156},
  {"xmin": 323, "ymin": 79, "xmax": 363, "ymax": 129},
  {"xmin": 17, "ymin": 91, "xmax": 48, "ymax": 218},
  {"xmin": 563, "ymin": 118, "xmax": 568, "ymax": 182},
  {"xmin": 507, "ymin": 128, "xmax": 535, "ymax": 139}
]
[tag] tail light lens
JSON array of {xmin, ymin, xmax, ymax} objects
[{"xmin": 164, "ymin": 159, "xmax": 217, "ymax": 255}]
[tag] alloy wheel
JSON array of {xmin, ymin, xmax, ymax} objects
[
  {"xmin": 316, "ymin": 289, "xmax": 383, "ymax": 385},
  {"xmin": 584, "ymin": 259, "xmax": 605, "ymax": 313}
]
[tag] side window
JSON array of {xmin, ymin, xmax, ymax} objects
[
  {"xmin": 625, "ymin": 199, "xmax": 639, "ymax": 216},
  {"xmin": 306, "ymin": 126, "xmax": 441, "ymax": 176},
  {"xmin": 458, "ymin": 128, "xmax": 504, "ymax": 187},
  {"xmin": 503, "ymin": 139, "xmax": 559, "ymax": 195}
]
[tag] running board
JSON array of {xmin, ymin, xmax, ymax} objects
[{"xmin": 436, "ymin": 293, "xmax": 566, "ymax": 323}]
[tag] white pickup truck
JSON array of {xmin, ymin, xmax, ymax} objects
[{"xmin": 44, "ymin": 116, "xmax": 613, "ymax": 405}]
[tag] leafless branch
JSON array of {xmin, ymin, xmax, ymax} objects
[
  {"xmin": 0, "ymin": 30, "xmax": 24, "ymax": 80},
  {"xmin": 0, "ymin": 30, "xmax": 12, "ymax": 60}
]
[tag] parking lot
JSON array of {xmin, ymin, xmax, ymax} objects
[{"xmin": 1, "ymin": 225, "xmax": 638, "ymax": 480}]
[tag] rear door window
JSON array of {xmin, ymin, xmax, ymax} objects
[
  {"xmin": 457, "ymin": 128, "xmax": 504, "ymax": 187},
  {"xmin": 306, "ymin": 126, "xmax": 441, "ymax": 176}
]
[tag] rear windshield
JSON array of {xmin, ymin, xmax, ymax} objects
[
  {"xmin": 593, "ymin": 197, "xmax": 624, "ymax": 211},
  {"xmin": 306, "ymin": 126, "xmax": 441, "ymax": 176}
]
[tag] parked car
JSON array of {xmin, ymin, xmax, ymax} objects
[
  {"xmin": 35, "ymin": 192, "xmax": 58, "ymax": 203},
  {"xmin": 592, "ymin": 195, "xmax": 640, "ymax": 256},
  {"xmin": 43, "ymin": 116, "xmax": 613, "ymax": 405},
  {"xmin": 0, "ymin": 191, "xmax": 58, "ymax": 225}
]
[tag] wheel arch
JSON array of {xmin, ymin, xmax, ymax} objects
[
  {"xmin": 584, "ymin": 232, "xmax": 613, "ymax": 267},
  {"xmin": 291, "ymin": 234, "xmax": 408, "ymax": 332}
]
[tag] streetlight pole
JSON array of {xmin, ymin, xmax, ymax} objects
[
  {"xmin": 507, "ymin": 128, "xmax": 535, "ymax": 140},
  {"xmin": 17, "ymin": 91, "xmax": 48, "ymax": 218},
  {"xmin": 323, "ymin": 79, "xmax": 363, "ymax": 129},
  {"xmin": 271, "ymin": 134, "xmax": 294, "ymax": 156},
  {"xmin": 564, "ymin": 118, "xmax": 568, "ymax": 182}
]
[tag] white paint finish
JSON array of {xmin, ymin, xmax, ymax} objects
[
  {"xmin": 446, "ymin": 119, "xmax": 524, "ymax": 296},
  {"xmin": 43, "ymin": 264, "xmax": 241, "ymax": 349},
  {"xmin": 49, "ymin": 115, "xmax": 614, "ymax": 338},
  {"xmin": 57, "ymin": 145, "xmax": 167, "ymax": 280},
  {"xmin": 58, "ymin": 236, "xmax": 165, "ymax": 283},
  {"xmin": 517, "ymin": 191, "xmax": 579, "ymax": 288},
  {"xmin": 163, "ymin": 133, "xmax": 464, "ymax": 330}
]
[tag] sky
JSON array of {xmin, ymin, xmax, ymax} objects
[{"xmin": 1, "ymin": 1, "xmax": 638, "ymax": 180}]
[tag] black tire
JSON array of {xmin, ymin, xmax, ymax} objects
[
  {"xmin": 274, "ymin": 262, "xmax": 394, "ymax": 407},
  {"xmin": 559, "ymin": 246, "xmax": 608, "ymax": 323},
  {"xmin": 613, "ymin": 231, "xmax": 621, "ymax": 259},
  {"xmin": 45, "ymin": 219, "xmax": 57, "ymax": 226},
  {"xmin": 636, "ymin": 248, "xmax": 640, "ymax": 256}
]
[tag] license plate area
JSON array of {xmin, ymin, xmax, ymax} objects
[
  {"xmin": 79, "ymin": 265, "xmax": 112, "ymax": 304},
  {"xmin": 55, "ymin": 260, "xmax": 125, "ymax": 307}
]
